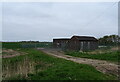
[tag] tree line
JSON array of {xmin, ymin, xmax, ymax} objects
[{"xmin": 98, "ymin": 35, "xmax": 120, "ymax": 46}]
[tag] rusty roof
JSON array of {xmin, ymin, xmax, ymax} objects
[{"xmin": 71, "ymin": 36, "xmax": 98, "ymax": 41}]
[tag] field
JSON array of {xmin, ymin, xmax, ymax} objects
[
  {"xmin": 2, "ymin": 42, "xmax": 53, "ymax": 49},
  {"xmin": 65, "ymin": 48, "xmax": 120, "ymax": 63},
  {"xmin": 2, "ymin": 42, "xmax": 119, "ymax": 80}
]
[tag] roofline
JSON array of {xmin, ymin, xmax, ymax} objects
[
  {"xmin": 53, "ymin": 38, "xmax": 70, "ymax": 40},
  {"xmin": 78, "ymin": 39, "xmax": 98, "ymax": 41},
  {"xmin": 71, "ymin": 35, "xmax": 96, "ymax": 38},
  {"xmin": 53, "ymin": 36, "xmax": 98, "ymax": 41}
]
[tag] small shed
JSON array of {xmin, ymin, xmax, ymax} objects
[
  {"xmin": 53, "ymin": 38, "xmax": 70, "ymax": 49},
  {"xmin": 53, "ymin": 36, "xmax": 98, "ymax": 51},
  {"xmin": 67, "ymin": 36, "xmax": 98, "ymax": 51}
]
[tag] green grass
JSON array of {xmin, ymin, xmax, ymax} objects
[
  {"xmin": 2, "ymin": 42, "xmax": 53, "ymax": 49},
  {"xmin": 2, "ymin": 42, "xmax": 21, "ymax": 49},
  {"xmin": 2, "ymin": 48, "xmax": 117, "ymax": 80},
  {"xmin": 65, "ymin": 51, "xmax": 119, "ymax": 62}
]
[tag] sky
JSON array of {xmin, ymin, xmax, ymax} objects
[{"xmin": 2, "ymin": 2, "xmax": 118, "ymax": 42}]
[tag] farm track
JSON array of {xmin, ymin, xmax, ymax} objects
[{"xmin": 38, "ymin": 48, "xmax": 119, "ymax": 77}]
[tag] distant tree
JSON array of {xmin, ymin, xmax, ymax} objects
[{"xmin": 98, "ymin": 35, "xmax": 120, "ymax": 46}]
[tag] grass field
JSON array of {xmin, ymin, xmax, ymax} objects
[
  {"xmin": 2, "ymin": 42, "xmax": 53, "ymax": 49},
  {"xmin": 2, "ymin": 48, "xmax": 117, "ymax": 80},
  {"xmin": 2, "ymin": 42, "xmax": 119, "ymax": 80},
  {"xmin": 65, "ymin": 49, "xmax": 119, "ymax": 63}
]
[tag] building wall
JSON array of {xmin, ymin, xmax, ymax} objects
[
  {"xmin": 79, "ymin": 41, "xmax": 98, "ymax": 51},
  {"xmin": 67, "ymin": 41, "xmax": 98, "ymax": 51},
  {"xmin": 53, "ymin": 39, "xmax": 61, "ymax": 48},
  {"xmin": 53, "ymin": 39, "xmax": 69, "ymax": 49},
  {"xmin": 53, "ymin": 37, "xmax": 98, "ymax": 51},
  {"xmin": 67, "ymin": 39, "xmax": 80, "ymax": 51}
]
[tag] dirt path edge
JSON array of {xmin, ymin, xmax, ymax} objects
[{"xmin": 38, "ymin": 48, "xmax": 119, "ymax": 78}]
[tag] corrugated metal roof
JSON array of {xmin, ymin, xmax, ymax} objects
[
  {"xmin": 53, "ymin": 38, "xmax": 70, "ymax": 40},
  {"xmin": 53, "ymin": 36, "xmax": 98, "ymax": 41},
  {"xmin": 71, "ymin": 36, "xmax": 98, "ymax": 41}
]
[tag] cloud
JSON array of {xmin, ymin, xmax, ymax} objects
[{"xmin": 2, "ymin": 2, "xmax": 118, "ymax": 41}]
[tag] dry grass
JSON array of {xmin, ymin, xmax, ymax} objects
[
  {"xmin": 2, "ymin": 50, "xmax": 52, "ymax": 80},
  {"xmin": 2, "ymin": 49, "xmax": 27, "ymax": 58},
  {"xmin": 2, "ymin": 48, "xmax": 117, "ymax": 80},
  {"xmin": 87, "ymin": 46, "xmax": 119, "ymax": 54}
]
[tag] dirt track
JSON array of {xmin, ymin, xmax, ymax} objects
[
  {"xmin": 2, "ymin": 49, "xmax": 27, "ymax": 58},
  {"xmin": 38, "ymin": 48, "xmax": 119, "ymax": 77}
]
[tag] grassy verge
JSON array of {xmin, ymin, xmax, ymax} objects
[
  {"xmin": 65, "ymin": 51, "xmax": 119, "ymax": 63},
  {"xmin": 3, "ymin": 48, "xmax": 117, "ymax": 80},
  {"xmin": 2, "ymin": 42, "xmax": 53, "ymax": 49}
]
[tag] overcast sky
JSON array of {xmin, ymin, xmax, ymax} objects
[{"xmin": 2, "ymin": 2, "xmax": 118, "ymax": 42}]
